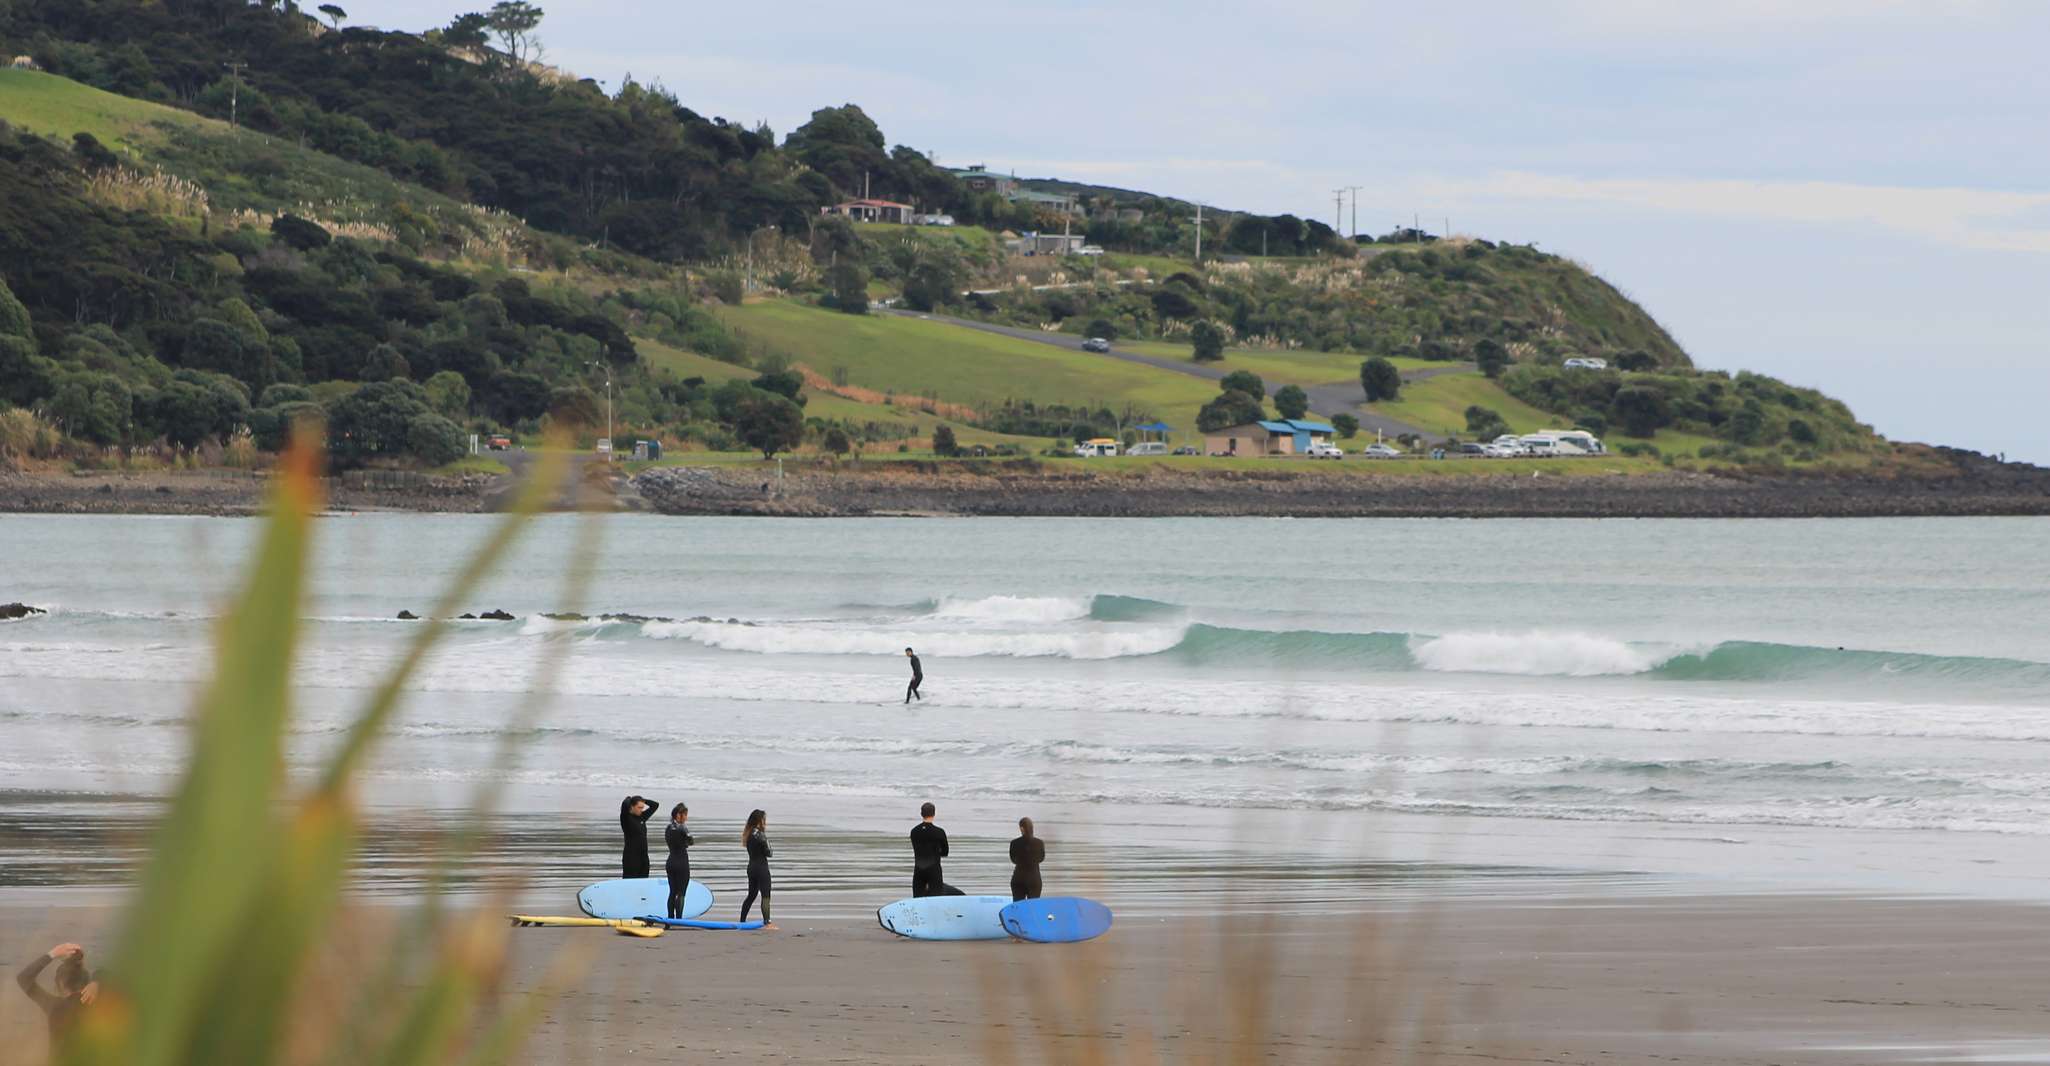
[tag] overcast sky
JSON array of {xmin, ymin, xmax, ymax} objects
[{"xmin": 350, "ymin": 0, "xmax": 2050, "ymax": 462}]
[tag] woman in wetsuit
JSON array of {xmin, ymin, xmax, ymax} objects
[
  {"xmin": 663, "ymin": 803, "xmax": 695, "ymax": 919},
  {"xmin": 738, "ymin": 808, "xmax": 775, "ymax": 928},
  {"xmin": 17, "ymin": 942, "xmax": 96, "ymax": 1043},
  {"xmin": 1009, "ymin": 817, "xmax": 1045, "ymax": 902},
  {"xmin": 619, "ymin": 794, "xmax": 659, "ymax": 879}
]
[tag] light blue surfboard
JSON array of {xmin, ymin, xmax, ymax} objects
[
  {"xmin": 1000, "ymin": 897, "xmax": 1113, "ymax": 943},
  {"xmin": 578, "ymin": 878, "xmax": 712, "ymax": 921},
  {"xmin": 638, "ymin": 915, "xmax": 766, "ymax": 931},
  {"xmin": 876, "ymin": 895, "xmax": 1012, "ymax": 940}
]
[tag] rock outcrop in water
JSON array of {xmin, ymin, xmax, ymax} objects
[{"xmin": 1, "ymin": 602, "xmax": 46, "ymax": 619}]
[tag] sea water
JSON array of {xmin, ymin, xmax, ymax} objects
[{"xmin": 3, "ymin": 514, "xmax": 2048, "ymax": 901}]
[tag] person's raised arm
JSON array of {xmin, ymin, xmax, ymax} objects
[
  {"xmin": 638, "ymin": 798, "xmax": 659, "ymax": 823},
  {"xmin": 16, "ymin": 947, "xmax": 68, "ymax": 1011}
]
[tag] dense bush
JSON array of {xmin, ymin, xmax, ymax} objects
[
  {"xmin": 1360, "ymin": 357, "xmax": 1401, "ymax": 402},
  {"xmin": 1500, "ymin": 365, "xmax": 1871, "ymax": 451}
]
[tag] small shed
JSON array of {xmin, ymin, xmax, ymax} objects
[
  {"xmin": 1202, "ymin": 419, "xmax": 1334, "ymax": 457},
  {"xmin": 823, "ymin": 198, "xmax": 915, "ymax": 225}
]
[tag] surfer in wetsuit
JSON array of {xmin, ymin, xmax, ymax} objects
[
  {"xmin": 1009, "ymin": 817, "xmax": 1045, "ymax": 902},
  {"xmin": 738, "ymin": 808, "xmax": 776, "ymax": 928},
  {"xmin": 619, "ymin": 794, "xmax": 658, "ymax": 879},
  {"xmin": 664, "ymin": 803, "xmax": 695, "ymax": 919},
  {"xmin": 904, "ymin": 647, "xmax": 923, "ymax": 703},
  {"xmin": 910, "ymin": 802, "xmax": 948, "ymax": 897},
  {"xmin": 17, "ymin": 942, "xmax": 97, "ymax": 1044}
]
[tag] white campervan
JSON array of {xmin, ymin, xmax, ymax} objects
[
  {"xmin": 1518, "ymin": 433, "xmax": 1562, "ymax": 456},
  {"xmin": 1553, "ymin": 430, "xmax": 1605, "ymax": 455},
  {"xmin": 1073, "ymin": 438, "xmax": 1121, "ymax": 457}
]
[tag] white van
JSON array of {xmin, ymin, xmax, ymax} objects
[
  {"xmin": 1125, "ymin": 442, "xmax": 1168, "ymax": 456},
  {"xmin": 1563, "ymin": 357, "xmax": 1609, "ymax": 370},
  {"xmin": 1553, "ymin": 430, "xmax": 1605, "ymax": 455},
  {"xmin": 1073, "ymin": 438, "xmax": 1121, "ymax": 457},
  {"xmin": 1518, "ymin": 433, "xmax": 1561, "ymax": 456}
]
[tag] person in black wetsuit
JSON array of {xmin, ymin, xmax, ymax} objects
[
  {"xmin": 17, "ymin": 942, "xmax": 97, "ymax": 1044},
  {"xmin": 909, "ymin": 801, "xmax": 948, "ymax": 897},
  {"xmin": 619, "ymin": 794, "xmax": 658, "ymax": 879},
  {"xmin": 904, "ymin": 647, "xmax": 923, "ymax": 703},
  {"xmin": 738, "ymin": 808, "xmax": 776, "ymax": 928},
  {"xmin": 663, "ymin": 803, "xmax": 695, "ymax": 919},
  {"xmin": 1009, "ymin": 817, "xmax": 1045, "ymax": 902}
]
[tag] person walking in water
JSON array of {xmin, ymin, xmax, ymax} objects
[
  {"xmin": 663, "ymin": 803, "xmax": 696, "ymax": 919},
  {"xmin": 738, "ymin": 808, "xmax": 776, "ymax": 929},
  {"xmin": 17, "ymin": 942, "xmax": 97, "ymax": 1043},
  {"xmin": 1009, "ymin": 817, "xmax": 1045, "ymax": 902},
  {"xmin": 619, "ymin": 794, "xmax": 658, "ymax": 879},
  {"xmin": 910, "ymin": 801, "xmax": 948, "ymax": 897},
  {"xmin": 904, "ymin": 647, "xmax": 923, "ymax": 703}
]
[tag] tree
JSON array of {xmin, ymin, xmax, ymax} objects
[
  {"xmin": 1273, "ymin": 384, "xmax": 1309, "ymax": 420},
  {"xmin": 362, "ymin": 343, "xmax": 411, "ymax": 382},
  {"xmin": 1196, "ymin": 389, "xmax": 1264, "ymax": 432},
  {"xmin": 751, "ymin": 369, "xmax": 805, "ymax": 403},
  {"xmin": 423, "ymin": 370, "xmax": 471, "ymax": 419},
  {"xmin": 931, "ymin": 424, "xmax": 958, "ymax": 457},
  {"xmin": 1788, "ymin": 418, "xmax": 1818, "ymax": 445},
  {"xmin": 1611, "ymin": 385, "xmax": 1670, "ymax": 437},
  {"xmin": 327, "ymin": 380, "xmax": 438, "ymax": 465},
  {"xmin": 406, "ymin": 412, "xmax": 466, "ymax": 465},
  {"xmin": 1474, "ymin": 338, "xmax": 1509, "ymax": 379},
  {"xmin": 1616, "ymin": 350, "xmax": 1658, "ymax": 372},
  {"xmin": 1464, "ymin": 404, "xmax": 1508, "ymax": 440},
  {"xmin": 270, "ymin": 214, "xmax": 332, "ymax": 251},
  {"xmin": 1331, "ymin": 413, "xmax": 1360, "ymax": 439},
  {"xmin": 485, "ymin": 1, "xmax": 544, "ymax": 63},
  {"xmin": 317, "ymin": 3, "xmax": 347, "ymax": 28},
  {"xmin": 1360, "ymin": 357, "xmax": 1401, "ymax": 402},
  {"xmin": 1218, "ymin": 370, "xmax": 1264, "ymax": 399},
  {"xmin": 1190, "ymin": 320, "xmax": 1226, "ymax": 362},
  {"xmin": 732, "ymin": 389, "xmax": 804, "ymax": 458},
  {"xmin": 825, "ymin": 263, "xmax": 869, "ymax": 315},
  {"xmin": 1085, "ymin": 317, "xmax": 1117, "ymax": 341},
  {"xmin": 547, "ymin": 385, "xmax": 601, "ymax": 428},
  {"xmin": 443, "ymin": 12, "xmax": 492, "ymax": 49},
  {"xmin": 822, "ymin": 426, "xmax": 852, "ymax": 457}
]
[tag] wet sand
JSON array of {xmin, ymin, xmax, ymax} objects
[{"xmin": 6, "ymin": 893, "xmax": 2050, "ymax": 1065}]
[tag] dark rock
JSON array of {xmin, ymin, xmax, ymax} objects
[
  {"xmin": 0, "ymin": 602, "xmax": 47, "ymax": 620},
  {"xmin": 478, "ymin": 608, "xmax": 516, "ymax": 621},
  {"xmin": 397, "ymin": 610, "xmax": 419, "ymax": 620},
  {"xmin": 154, "ymin": 485, "xmax": 173, "ymax": 494},
  {"xmin": 459, "ymin": 613, "xmax": 477, "ymax": 620}
]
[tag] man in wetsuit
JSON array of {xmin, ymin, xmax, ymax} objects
[
  {"xmin": 904, "ymin": 647, "xmax": 923, "ymax": 703},
  {"xmin": 909, "ymin": 801, "xmax": 948, "ymax": 897},
  {"xmin": 17, "ymin": 942, "xmax": 96, "ymax": 1044},
  {"xmin": 619, "ymin": 794, "xmax": 658, "ymax": 879}
]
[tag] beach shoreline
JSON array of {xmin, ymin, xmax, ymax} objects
[
  {"xmin": 6, "ymin": 454, "xmax": 2050, "ymax": 518},
  {"xmin": 8, "ymin": 890, "xmax": 2049, "ymax": 1065}
]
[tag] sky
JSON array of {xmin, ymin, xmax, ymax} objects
[{"xmin": 349, "ymin": 0, "xmax": 2050, "ymax": 463}]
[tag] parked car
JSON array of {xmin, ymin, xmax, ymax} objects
[
  {"xmin": 595, "ymin": 437, "xmax": 613, "ymax": 458},
  {"xmin": 1491, "ymin": 435, "xmax": 1528, "ymax": 455},
  {"xmin": 1126, "ymin": 441, "xmax": 1169, "ymax": 456},
  {"xmin": 1081, "ymin": 337, "xmax": 1112, "ymax": 353},
  {"xmin": 1306, "ymin": 441, "xmax": 1345, "ymax": 459},
  {"xmin": 1172, "ymin": 445, "xmax": 1200, "ymax": 456},
  {"xmin": 487, "ymin": 436, "xmax": 512, "ymax": 451},
  {"xmin": 1360, "ymin": 443, "xmax": 1402, "ymax": 458},
  {"xmin": 1456, "ymin": 442, "xmax": 1488, "ymax": 456},
  {"xmin": 1483, "ymin": 443, "xmax": 1523, "ymax": 458},
  {"xmin": 1563, "ymin": 357, "xmax": 1609, "ymax": 370}
]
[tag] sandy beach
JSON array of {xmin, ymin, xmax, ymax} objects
[{"xmin": 8, "ymin": 890, "xmax": 2050, "ymax": 1065}]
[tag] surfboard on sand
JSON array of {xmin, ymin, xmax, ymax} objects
[
  {"xmin": 510, "ymin": 915, "xmax": 649, "ymax": 928},
  {"xmin": 614, "ymin": 924, "xmax": 665, "ymax": 938},
  {"xmin": 637, "ymin": 915, "xmax": 767, "ymax": 931},
  {"xmin": 876, "ymin": 895, "xmax": 1012, "ymax": 941},
  {"xmin": 577, "ymin": 878, "xmax": 712, "ymax": 921},
  {"xmin": 1000, "ymin": 897, "xmax": 1113, "ymax": 943}
]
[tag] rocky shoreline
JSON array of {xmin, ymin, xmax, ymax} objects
[{"xmin": 6, "ymin": 453, "xmax": 2049, "ymax": 519}]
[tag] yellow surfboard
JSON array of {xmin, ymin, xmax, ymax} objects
[
  {"xmin": 614, "ymin": 924, "xmax": 666, "ymax": 938},
  {"xmin": 510, "ymin": 915, "xmax": 644, "ymax": 928}
]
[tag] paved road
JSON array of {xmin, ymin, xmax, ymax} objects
[{"xmin": 884, "ymin": 309, "xmax": 1463, "ymax": 440}]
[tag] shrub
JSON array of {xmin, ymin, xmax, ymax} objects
[
  {"xmin": 823, "ymin": 263, "xmax": 870, "ymax": 314},
  {"xmin": 1273, "ymin": 384, "xmax": 1309, "ymax": 420},
  {"xmin": 706, "ymin": 269, "xmax": 745, "ymax": 306},
  {"xmin": 1331, "ymin": 413, "xmax": 1359, "ymax": 439},
  {"xmin": 1197, "ymin": 389, "xmax": 1264, "ymax": 432},
  {"xmin": 1218, "ymin": 370, "xmax": 1265, "ymax": 399},
  {"xmin": 406, "ymin": 412, "xmax": 468, "ymax": 465},
  {"xmin": 931, "ymin": 424, "xmax": 959, "ymax": 457},
  {"xmin": 1612, "ymin": 385, "xmax": 1670, "ymax": 437},
  {"xmin": 1190, "ymin": 320, "xmax": 1226, "ymax": 362},
  {"xmin": 1474, "ymin": 338, "xmax": 1509, "ymax": 378},
  {"xmin": 1085, "ymin": 317, "xmax": 1117, "ymax": 341},
  {"xmin": 269, "ymin": 213, "xmax": 332, "ymax": 251},
  {"xmin": 1360, "ymin": 357, "xmax": 1401, "ymax": 402},
  {"xmin": 822, "ymin": 426, "xmax": 852, "ymax": 456},
  {"xmin": 1464, "ymin": 405, "xmax": 1507, "ymax": 438}
]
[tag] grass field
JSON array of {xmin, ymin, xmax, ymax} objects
[
  {"xmin": 1119, "ymin": 341, "xmax": 1433, "ymax": 386},
  {"xmin": 851, "ymin": 221, "xmax": 1001, "ymax": 255},
  {"xmin": 0, "ymin": 68, "xmax": 210, "ymax": 151},
  {"xmin": 1099, "ymin": 252, "xmax": 1190, "ymax": 276},
  {"xmin": 1373, "ymin": 370, "xmax": 1720, "ymax": 454},
  {"xmin": 714, "ymin": 300, "xmax": 1220, "ymax": 418}
]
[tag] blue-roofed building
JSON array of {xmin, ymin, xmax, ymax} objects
[{"xmin": 1202, "ymin": 419, "xmax": 1336, "ymax": 457}]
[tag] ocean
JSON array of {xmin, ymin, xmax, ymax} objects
[{"xmin": 3, "ymin": 513, "xmax": 2049, "ymax": 905}]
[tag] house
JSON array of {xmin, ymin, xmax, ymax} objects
[
  {"xmin": 822, "ymin": 198, "xmax": 915, "ymax": 225},
  {"xmin": 1203, "ymin": 419, "xmax": 1335, "ymax": 457},
  {"xmin": 1004, "ymin": 232, "xmax": 1087, "ymax": 256},
  {"xmin": 1009, "ymin": 189, "xmax": 1081, "ymax": 215},
  {"xmin": 951, "ymin": 165, "xmax": 1017, "ymax": 198}
]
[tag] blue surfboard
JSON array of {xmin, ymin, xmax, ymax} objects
[
  {"xmin": 638, "ymin": 915, "xmax": 766, "ymax": 931},
  {"xmin": 578, "ymin": 878, "xmax": 712, "ymax": 921},
  {"xmin": 1000, "ymin": 897, "xmax": 1113, "ymax": 943},
  {"xmin": 877, "ymin": 895, "xmax": 1012, "ymax": 940}
]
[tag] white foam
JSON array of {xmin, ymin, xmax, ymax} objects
[
  {"xmin": 637, "ymin": 619, "xmax": 1186, "ymax": 660},
  {"xmin": 1409, "ymin": 630, "xmax": 1674, "ymax": 677},
  {"xmin": 927, "ymin": 595, "xmax": 1094, "ymax": 624}
]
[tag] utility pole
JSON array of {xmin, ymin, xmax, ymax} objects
[
  {"xmin": 1347, "ymin": 185, "xmax": 1362, "ymax": 238},
  {"xmin": 1188, "ymin": 202, "xmax": 1205, "ymax": 261},
  {"xmin": 586, "ymin": 361, "xmax": 614, "ymax": 460},
  {"xmin": 1332, "ymin": 189, "xmax": 1346, "ymax": 235},
  {"xmin": 223, "ymin": 61, "xmax": 247, "ymax": 127}
]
